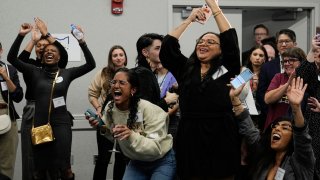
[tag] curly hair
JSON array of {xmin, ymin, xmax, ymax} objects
[{"xmin": 107, "ymin": 67, "xmax": 141, "ymax": 129}]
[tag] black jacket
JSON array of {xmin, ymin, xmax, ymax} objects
[{"xmin": 0, "ymin": 61, "xmax": 23, "ymax": 121}]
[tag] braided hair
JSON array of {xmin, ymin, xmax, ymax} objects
[{"xmin": 107, "ymin": 68, "xmax": 141, "ymax": 129}]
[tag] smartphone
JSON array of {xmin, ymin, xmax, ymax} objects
[
  {"xmin": 230, "ymin": 69, "xmax": 254, "ymax": 89},
  {"xmin": 196, "ymin": 4, "xmax": 212, "ymax": 25},
  {"xmin": 316, "ymin": 26, "xmax": 320, "ymax": 41},
  {"xmin": 84, "ymin": 109, "xmax": 105, "ymax": 126}
]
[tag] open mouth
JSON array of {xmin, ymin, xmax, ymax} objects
[
  {"xmin": 199, "ymin": 47, "xmax": 209, "ymax": 53},
  {"xmin": 45, "ymin": 53, "xmax": 54, "ymax": 61},
  {"xmin": 272, "ymin": 133, "xmax": 281, "ymax": 141},
  {"xmin": 114, "ymin": 90, "xmax": 122, "ymax": 97}
]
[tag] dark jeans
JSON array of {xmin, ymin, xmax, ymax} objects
[
  {"xmin": 21, "ymin": 101, "xmax": 35, "ymax": 180},
  {"xmin": 93, "ymin": 129, "xmax": 126, "ymax": 180}
]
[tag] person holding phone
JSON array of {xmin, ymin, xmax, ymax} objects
[
  {"xmin": 88, "ymin": 45, "xmax": 127, "ymax": 180},
  {"xmin": 8, "ymin": 20, "xmax": 95, "ymax": 180},
  {"xmin": 0, "ymin": 42, "xmax": 24, "ymax": 180},
  {"xmin": 160, "ymin": 0, "xmax": 241, "ymax": 179},
  {"xmin": 87, "ymin": 68, "xmax": 176, "ymax": 180}
]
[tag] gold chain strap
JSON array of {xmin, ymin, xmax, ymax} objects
[{"xmin": 32, "ymin": 70, "xmax": 60, "ymax": 127}]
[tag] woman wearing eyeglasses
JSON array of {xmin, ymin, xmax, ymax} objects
[
  {"xmin": 160, "ymin": 0, "xmax": 240, "ymax": 179},
  {"xmin": 87, "ymin": 68, "xmax": 176, "ymax": 180},
  {"xmin": 230, "ymin": 77, "xmax": 315, "ymax": 180},
  {"xmin": 264, "ymin": 47, "xmax": 306, "ymax": 131},
  {"xmin": 88, "ymin": 45, "xmax": 128, "ymax": 180}
]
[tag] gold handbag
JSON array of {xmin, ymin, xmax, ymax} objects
[
  {"xmin": 31, "ymin": 71, "xmax": 59, "ymax": 145},
  {"xmin": 31, "ymin": 123, "xmax": 54, "ymax": 145}
]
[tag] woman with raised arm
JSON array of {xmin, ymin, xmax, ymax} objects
[
  {"xmin": 159, "ymin": 0, "xmax": 240, "ymax": 179},
  {"xmin": 7, "ymin": 19, "xmax": 95, "ymax": 179},
  {"xmin": 230, "ymin": 77, "xmax": 315, "ymax": 179},
  {"xmin": 16, "ymin": 19, "xmax": 70, "ymax": 180}
]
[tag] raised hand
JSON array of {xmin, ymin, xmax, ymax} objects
[
  {"xmin": 286, "ymin": 77, "xmax": 307, "ymax": 106},
  {"xmin": 308, "ymin": 97, "xmax": 320, "ymax": 112},
  {"xmin": 187, "ymin": 8, "xmax": 206, "ymax": 23},
  {"xmin": 34, "ymin": 17, "xmax": 48, "ymax": 36},
  {"xmin": 31, "ymin": 25, "xmax": 41, "ymax": 43},
  {"xmin": 229, "ymin": 83, "xmax": 245, "ymax": 100},
  {"xmin": 19, "ymin": 23, "xmax": 32, "ymax": 36}
]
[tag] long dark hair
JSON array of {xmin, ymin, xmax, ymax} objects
[
  {"xmin": 249, "ymin": 116, "xmax": 294, "ymax": 178},
  {"xmin": 107, "ymin": 67, "xmax": 141, "ymax": 129},
  {"xmin": 101, "ymin": 45, "xmax": 127, "ymax": 91},
  {"xmin": 245, "ymin": 45, "xmax": 267, "ymax": 71},
  {"xmin": 181, "ymin": 32, "xmax": 222, "ymax": 93}
]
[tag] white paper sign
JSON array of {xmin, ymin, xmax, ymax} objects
[{"xmin": 52, "ymin": 34, "xmax": 81, "ymax": 62}]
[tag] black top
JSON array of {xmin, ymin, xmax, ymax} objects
[
  {"xmin": 8, "ymin": 35, "xmax": 95, "ymax": 126},
  {"xmin": 160, "ymin": 28, "xmax": 241, "ymax": 178},
  {"xmin": 256, "ymin": 56, "xmax": 281, "ymax": 116},
  {"xmin": 295, "ymin": 60, "xmax": 320, "ymax": 176},
  {"xmin": 134, "ymin": 64, "xmax": 168, "ymax": 111},
  {"xmin": 0, "ymin": 61, "xmax": 23, "ymax": 120},
  {"xmin": 17, "ymin": 35, "xmax": 68, "ymax": 100}
]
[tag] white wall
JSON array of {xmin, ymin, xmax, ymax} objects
[
  {"xmin": 0, "ymin": 0, "xmax": 319, "ymax": 179},
  {"xmin": 0, "ymin": 0, "xmax": 170, "ymax": 116}
]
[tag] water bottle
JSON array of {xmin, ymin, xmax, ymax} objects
[{"xmin": 71, "ymin": 24, "xmax": 83, "ymax": 40}]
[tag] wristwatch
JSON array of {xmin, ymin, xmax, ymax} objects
[{"xmin": 44, "ymin": 32, "xmax": 51, "ymax": 39}]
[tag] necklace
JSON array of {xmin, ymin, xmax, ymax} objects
[{"xmin": 201, "ymin": 71, "xmax": 208, "ymax": 81}]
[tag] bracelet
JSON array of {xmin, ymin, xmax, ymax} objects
[
  {"xmin": 213, "ymin": 10, "xmax": 222, "ymax": 18},
  {"xmin": 43, "ymin": 32, "xmax": 51, "ymax": 39}
]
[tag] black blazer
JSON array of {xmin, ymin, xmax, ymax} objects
[
  {"xmin": 0, "ymin": 61, "xmax": 23, "ymax": 121},
  {"xmin": 256, "ymin": 57, "xmax": 281, "ymax": 115}
]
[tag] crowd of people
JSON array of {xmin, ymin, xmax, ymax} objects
[{"xmin": 0, "ymin": 0, "xmax": 320, "ymax": 179}]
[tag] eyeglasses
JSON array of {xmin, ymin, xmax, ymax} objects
[
  {"xmin": 254, "ymin": 33, "xmax": 267, "ymax": 36},
  {"xmin": 281, "ymin": 57, "xmax": 299, "ymax": 65},
  {"xmin": 277, "ymin": 40, "xmax": 293, "ymax": 45},
  {"xmin": 109, "ymin": 80, "xmax": 128, "ymax": 86},
  {"xmin": 271, "ymin": 122, "xmax": 292, "ymax": 131},
  {"xmin": 196, "ymin": 39, "xmax": 220, "ymax": 46}
]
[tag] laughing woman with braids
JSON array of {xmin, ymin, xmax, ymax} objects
[{"xmin": 87, "ymin": 67, "xmax": 176, "ymax": 180}]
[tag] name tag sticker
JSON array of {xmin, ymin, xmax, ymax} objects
[
  {"xmin": 56, "ymin": 76, "xmax": 63, "ymax": 83},
  {"xmin": 275, "ymin": 167, "xmax": 285, "ymax": 180},
  {"xmin": 53, "ymin": 96, "xmax": 65, "ymax": 108},
  {"xmin": 1, "ymin": 82, "xmax": 8, "ymax": 91}
]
